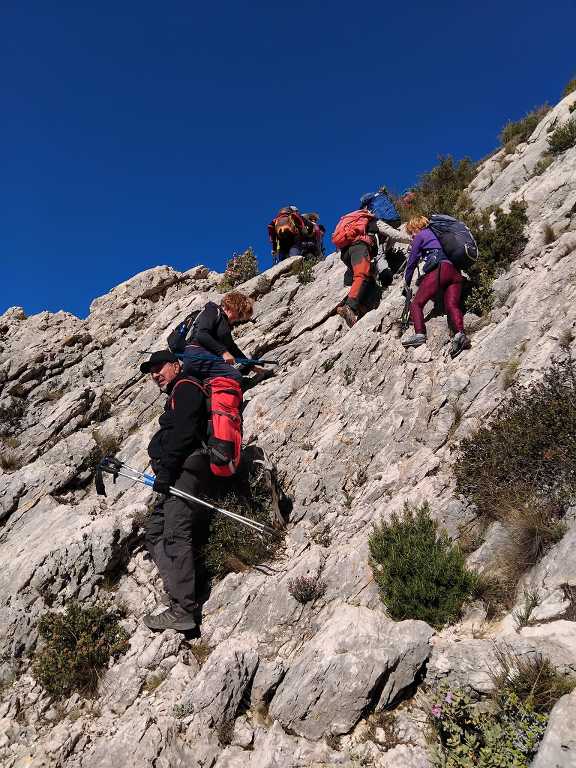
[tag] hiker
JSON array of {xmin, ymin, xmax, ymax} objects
[
  {"xmin": 301, "ymin": 212, "xmax": 326, "ymax": 260},
  {"xmin": 268, "ymin": 205, "xmax": 308, "ymax": 262},
  {"xmin": 401, "ymin": 215, "xmax": 471, "ymax": 357},
  {"xmin": 140, "ymin": 350, "xmax": 211, "ymax": 632},
  {"xmin": 333, "ymin": 195, "xmax": 410, "ymax": 328}
]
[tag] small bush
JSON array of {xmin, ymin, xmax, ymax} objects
[
  {"xmin": 311, "ymin": 523, "xmax": 332, "ymax": 548},
  {"xmin": 563, "ymin": 76, "xmax": 576, "ymax": 98},
  {"xmin": 0, "ymin": 448, "xmax": 22, "ymax": 472},
  {"xmin": 491, "ymin": 646, "xmax": 575, "ymax": 713},
  {"xmin": 368, "ymin": 503, "xmax": 478, "ymax": 628},
  {"xmin": 454, "ymin": 356, "xmax": 575, "ymax": 592},
  {"xmin": 400, "ymin": 155, "xmax": 476, "ymax": 221},
  {"xmin": 499, "ymin": 105, "xmax": 550, "ymax": 150},
  {"xmin": 288, "ymin": 574, "xmax": 327, "ymax": 604},
  {"xmin": 543, "ymin": 223, "xmax": 556, "ymax": 245},
  {"xmin": 92, "ymin": 430, "xmax": 121, "ymax": 462},
  {"xmin": 218, "ymin": 247, "xmax": 259, "ymax": 292},
  {"xmin": 548, "ymin": 118, "xmax": 576, "ymax": 154},
  {"xmin": 32, "ymin": 601, "xmax": 129, "ymax": 699},
  {"xmin": 531, "ymin": 153, "xmax": 554, "ymax": 177},
  {"xmin": 513, "ymin": 589, "xmax": 540, "ymax": 629},
  {"xmin": 429, "ymin": 686, "xmax": 548, "ymax": 767},
  {"xmin": 296, "ymin": 255, "xmax": 320, "ymax": 284},
  {"xmin": 189, "ymin": 642, "xmax": 212, "ymax": 668},
  {"xmin": 203, "ymin": 466, "xmax": 283, "ymax": 578},
  {"xmin": 464, "ymin": 201, "xmax": 529, "ymax": 315}
]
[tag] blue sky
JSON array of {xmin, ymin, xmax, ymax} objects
[{"xmin": 1, "ymin": 1, "xmax": 575, "ymax": 318}]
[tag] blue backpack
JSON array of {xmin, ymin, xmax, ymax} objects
[
  {"xmin": 360, "ymin": 190, "xmax": 400, "ymax": 223},
  {"xmin": 428, "ymin": 214, "xmax": 479, "ymax": 271}
]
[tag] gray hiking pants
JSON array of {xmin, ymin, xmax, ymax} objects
[{"xmin": 145, "ymin": 453, "xmax": 212, "ymax": 613}]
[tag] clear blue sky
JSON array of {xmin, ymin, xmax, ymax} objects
[{"xmin": 1, "ymin": 1, "xmax": 575, "ymax": 318}]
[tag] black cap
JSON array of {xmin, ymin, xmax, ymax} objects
[{"xmin": 140, "ymin": 350, "xmax": 179, "ymax": 373}]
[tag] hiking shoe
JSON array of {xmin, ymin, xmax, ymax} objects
[
  {"xmin": 402, "ymin": 333, "xmax": 427, "ymax": 348},
  {"xmin": 143, "ymin": 607, "xmax": 197, "ymax": 632},
  {"xmin": 336, "ymin": 305, "xmax": 358, "ymax": 328},
  {"xmin": 450, "ymin": 332, "xmax": 471, "ymax": 359}
]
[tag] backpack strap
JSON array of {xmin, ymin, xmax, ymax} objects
[{"xmin": 169, "ymin": 377, "xmax": 207, "ymax": 410}]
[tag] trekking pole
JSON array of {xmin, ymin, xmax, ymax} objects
[
  {"xmin": 96, "ymin": 457, "xmax": 283, "ymax": 539},
  {"xmin": 176, "ymin": 352, "xmax": 280, "ymax": 367},
  {"xmin": 400, "ymin": 287, "xmax": 412, "ymax": 332}
]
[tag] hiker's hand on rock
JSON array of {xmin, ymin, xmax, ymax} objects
[
  {"xmin": 153, "ymin": 477, "xmax": 171, "ymax": 495},
  {"xmin": 222, "ymin": 351, "xmax": 235, "ymax": 365}
]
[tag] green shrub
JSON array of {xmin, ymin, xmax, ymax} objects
[
  {"xmin": 368, "ymin": 503, "xmax": 478, "ymax": 628},
  {"xmin": 400, "ymin": 155, "xmax": 476, "ymax": 221},
  {"xmin": 491, "ymin": 646, "xmax": 575, "ymax": 713},
  {"xmin": 429, "ymin": 686, "xmax": 548, "ymax": 767},
  {"xmin": 218, "ymin": 247, "xmax": 259, "ymax": 292},
  {"xmin": 463, "ymin": 201, "xmax": 529, "ymax": 315},
  {"xmin": 563, "ymin": 76, "xmax": 576, "ymax": 97},
  {"xmin": 32, "ymin": 601, "xmax": 129, "ymax": 699},
  {"xmin": 204, "ymin": 466, "xmax": 283, "ymax": 578},
  {"xmin": 531, "ymin": 153, "xmax": 554, "ymax": 177},
  {"xmin": 295, "ymin": 255, "xmax": 320, "ymax": 284},
  {"xmin": 454, "ymin": 355, "xmax": 575, "ymax": 591},
  {"xmin": 548, "ymin": 118, "xmax": 576, "ymax": 155},
  {"xmin": 499, "ymin": 105, "xmax": 550, "ymax": 151}
]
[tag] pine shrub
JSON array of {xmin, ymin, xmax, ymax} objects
[
  {"xmin": 548, "ymin": 118, "xmax": 576, "ymax": 155},
  {"xmin": 218, "ymin": 247, "xmax": 259, "ymax": 292},
  {"xmin": 32, "ymin": 601, "xmax": 129, "ymax": 699},
  {"xmin": 368, "ymin": 503, "xmax": 478, "ymax": 628},
  {"xmin": 499, "ymin": 105, "xmax": 550, "ymax": 152},
  {"xmin": 563, "ymin": 76, "xmax": 576, "ymax": 98},
  {"xmin": 400, "ymin": 156, "xmax": 476, "ymax": 221}
]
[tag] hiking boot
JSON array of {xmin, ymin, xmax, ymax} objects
[
  {"xmin": 143, "ymin": 607, "xmax": 197, "ymax": 632},
  {"xmin": 336, "ymin": 305, "xmax": 358, "ymax": 328},
  {"xmin": 402, "ymin": 333, "xmax": 427, "ymax": 348},
  {"xmin": 450, "ymin": 332, "xmax": 471, "ymax": 359}
]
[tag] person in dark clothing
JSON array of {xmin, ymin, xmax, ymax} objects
[
  {"xmin": 301, "ymin": 212, "xmax": 325, "ymax": 260},
  {"xmin": 402, "ymin": 215, "xmax": 471, "ymax": 357},
  {"xmin": 140, "ymin": 349, "xmax": 212, "ymax": 632}
]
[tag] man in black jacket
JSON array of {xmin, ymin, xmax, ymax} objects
[{"xmin": 140, "ymin": 350, "xmax": 211, "ymax": 632}]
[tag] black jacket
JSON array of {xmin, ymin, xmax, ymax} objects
[
  {"xmin": 147, "ymin": 373, "xmax": 206, "ymax": 483},
  {"xmin": 193, "ymin": 302, "xmax": 246, "ymax": 360}
]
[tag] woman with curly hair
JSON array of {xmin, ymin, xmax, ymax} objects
[{"xmin": 402, "ymin": 216, "xmax": 470, "ymax": 358}]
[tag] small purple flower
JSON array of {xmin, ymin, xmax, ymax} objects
[
  {"xmin": 431, "ymin": 704, "xmax": 442, "ymax": 718},
  {"xmin": 445, "ymin": 692, "xmax": 453, "ymax": 704}
]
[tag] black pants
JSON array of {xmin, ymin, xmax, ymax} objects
[{"xmin": 145, "ymin": 453, "xmax": 212, "ymax": 613}]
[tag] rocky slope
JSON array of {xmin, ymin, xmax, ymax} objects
[{"xmin": 1, "ymin": 91, "xmax": 576, "ymax": 768}]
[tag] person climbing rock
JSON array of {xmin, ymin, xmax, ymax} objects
[
  {"xmin": 175, "ymin": 292, "xmax": 270, "ymax": 476},
  {"xmin": 301, "ymin": 212, "xmax": 326, "ymax": 260},
  {"xmin": 401, "ymin": 215, "xmax": 471, "ymax": 357},
  {"xmin": 333, "ymin": 197, "xmax": 410, "ymax": 327},
  {"xmin": 140, "ymin": 350, "xmax": 211, "ymax": 632},
  {"xmin": 268, "ymin": 205, "xmax": 308, "ymax": 262}
]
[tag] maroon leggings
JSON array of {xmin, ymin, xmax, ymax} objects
[{"xmin": 410, "ymin": 261, "xmax": 464, "ymax": 335}]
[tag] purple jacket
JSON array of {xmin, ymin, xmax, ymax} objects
[{"xmin": 405, "ymin": 227, "xmax": 445, "ymax": 286}]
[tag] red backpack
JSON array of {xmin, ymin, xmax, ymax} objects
[
  {"xmin": 271, "ymin": 208, "xmax": 306, "ymax": 240},
  {"xmin": 332, "ymin": 210, "xmax": 375, "ymax": 249},
  {"xmin": 170, "ymin": 377, "xmax": 242, "ymax": 478}
]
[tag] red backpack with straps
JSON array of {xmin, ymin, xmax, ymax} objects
[
  {"xmin": 332, "ymin": 210, "xmax": 375, "ymax": 249},
  {"xmin": 271, "ymin": 207, "xmax": 306, "ymax": 240},
  {"xmin": 170, "ymin": 377, "xmax": 242, "ymax": 478}
]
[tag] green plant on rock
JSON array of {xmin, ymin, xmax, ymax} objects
[
  {"xmin": 368, "ymin": 503, "xmax": 478, "ymax": 628},
  {"xmin": 32, "ymin": 601, "xmax": 129, "ymax": 699},
  {"xmin": 203, "ymin": 467, "xmax": 283, "ymax": 578},
  {"xmin": 218, "ymin": 247, "xmax": 259, "ymax": 292},
  {"xmin": 531, "ymin": 153, "xmax": 554, "ymax": 177},
  {"xmin": 548, "ymin": 117, "xmax": 576, "ymax": 155},
  {"xmin": 429, "ymin": 685, "xmax": 548, "ymax": 767},
  {"xmin": 295, "ymin": 255, "xmax": 320, "ymax": 284},
  {"xmin": 563, "ymin": 76, "xmax": 576, "ymax": 98},
  {"xmin": 454, "ymin": 355, "xmax": 575, "ymax": 597},
  {"xmin": 288, "ymin": 574, "xmax": 327, "ymax": 604},
  {"xmin": 499, "ymin": 105, "xmax": 550, "ymax": 153},
  {"xmin": 400, "ymin": 155, "xmax": 476, "ymax": 221}
]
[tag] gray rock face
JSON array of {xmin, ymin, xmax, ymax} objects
[
  {"xmin": 1, "ymin": 94, "xmax": 576, "ymax": 767},
  {"xmin": 269, "ymin": 604, "xmax": 432, "ymax": 739},
  {"xmin": 531, "ymin": 690, "xmax": 576, "ymax": 768}
]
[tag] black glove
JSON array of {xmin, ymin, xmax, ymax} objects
[{"xmin": 152, "ymin": 476, "xmax": 171, "ymax": 495}]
